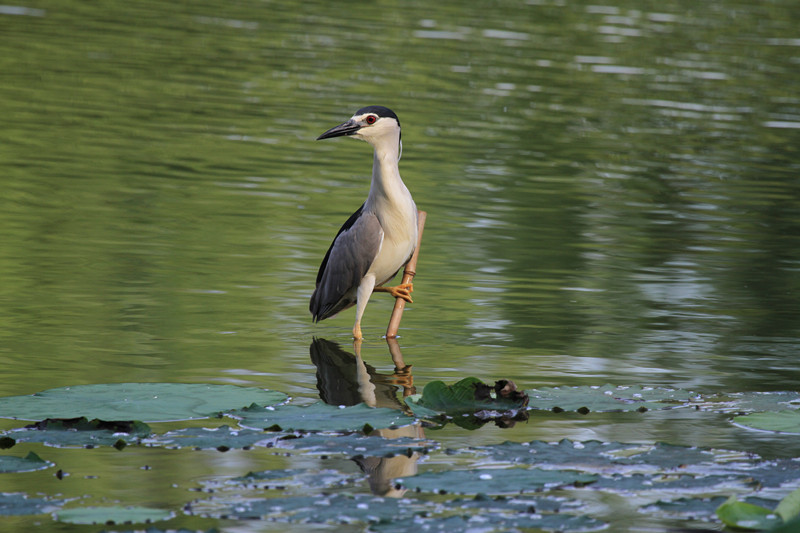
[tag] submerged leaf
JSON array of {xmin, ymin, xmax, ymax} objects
[{"xmin": 0, "ymin": 383, "xmax": 287, "ymax": 422}]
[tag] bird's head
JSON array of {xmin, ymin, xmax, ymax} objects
[{"xmin": 317, "ymin": 106, "xmax": 402, "ymax": 156}]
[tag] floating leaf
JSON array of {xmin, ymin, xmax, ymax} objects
[
  {"xmin": 716, "ymin": 495, "xmax": 782, "ymax": 530},
  {"xmin": 273, "ymin": 432, "xmax": 435, "ymax": 458},
  {"xmin": 458, "ymin": 439, "xmax": 716, "ymax": 471},
  {"xmin": 3, "ymin": 418, "xmax": 152, "ymax": 448},
  {"xmin": 407, "ymin": 378, "xmax": 528, "ymax": 416},
  {"xmin": 148, "ymin": 425, "xmax": 272, "ymax": 450},
  {"xmin": 0, "ymin": 493, "xmax": 63, "ymax": 516},
  {"xmin": 0, "ymin": 451, "xmax": 50, "ymax": 473},
  {"xmin": 694, "ymin": 391, "xmax": 800, "ymax": 414},
  {"xmin": 769, "ymin": 515, "xmax": 800, "ymax": 533},
  {"xmin": 192, "ymin": 492, "xmax": 604, "ymax": 532},
  {"xmin": 0, "ymin": 383, "xmax": 286, "ymax": 422},
  {"xmin": 227, "ymin": 468, "xmax": 355, "ymax": 490},
  {"xmin": 525, "ymin": 385, "xmax": 695, "ymax": 413},
  {"xmin": 734, "ymin": 411, "xmax": 800, "ymax": 434},
  {"xmin": 55, "ymin": 505, "xmax": 172, "ymax": 525},
  {"xmin": 370, "ymin": 512, "xmax": 605, "ymax": 532},
  {"xmin": 776, "ymin": 486, "xmax": 800, "ymax": 523},
  {"xmin": 398, "ymin": 467, "xmax": 597, "ymax": 495},
  {"xmin": 230, "ymin": 402, "xmax": 414, "ymax": 432}
]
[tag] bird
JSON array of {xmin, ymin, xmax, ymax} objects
[{"xmin": 310, "ymin": 106, "xmax": 418, "ymax": 340}]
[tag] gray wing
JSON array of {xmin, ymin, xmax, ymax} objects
[{"xmin": 310, "ymin": 206, "xmax": 383, "ymax": 322}]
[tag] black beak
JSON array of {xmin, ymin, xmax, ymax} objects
[{"xmin": 317, "ymin": 119, "xmax": 361, "ymax": 140}]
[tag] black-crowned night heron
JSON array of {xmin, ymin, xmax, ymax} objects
[{"xmin": 310, "ymin": 106, "xmax": 418, "ymax": 340}]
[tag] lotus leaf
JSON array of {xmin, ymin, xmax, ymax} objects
[
  {"xmin": 734, "ymin": 410, "xmax": 800, "ymax": 434},
  {"xmin": 694, "ymin": 391, "xmax": 800, "ymax": 414},
  {"xmin": 525, "ymin": 384, "xmax": 695, "ymax": 412},
  {"xmin": 55, "ymin": 505, "xmax": 172, "ymax": 525},
  {"xmin": 0, "ymin": 383, "xmax": 286, "ymax": 422},
  {"xmin": 398, "ymin": 467, "xmax": 597, "ymax": 494},
  {"xmin": 230, "ymin": 401, "xmax": 414, "ymax": 432},
  {"xmin": 3, "ymin": 418, "xmax": 152, "ymax": 448},
  {"xmin": 0, "ymin": 493, "xmax": 63, "ymax": 516},
  {"xmin": 149, "ymin": 425, "xmax": 272, "ymax": 450},
  {"xmin": 408, "ymin": 377, "xmax": 529, "ymax": 416},
  {"xmin": 0, "ymin": 451, "xmax": 50, "ymax": 473},
  {"xmin": 716, "ymin": 495, "xmax": 783, "ymax": 530}
]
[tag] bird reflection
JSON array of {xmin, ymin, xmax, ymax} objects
[
  {"xmin": 310, "ymin": 337, "xmax": 416, "ymax": 410},
  {"xmin": 309, "ymin": 337, "xmax": 422, "ymax": 496}
]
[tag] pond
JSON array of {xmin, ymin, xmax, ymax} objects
[{"xmin": 1, "ymin": 0, "xmax": 799, "ymax": 530}]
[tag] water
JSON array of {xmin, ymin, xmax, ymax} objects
[{"xmin": 1, "ymin": 0, "xmax": 799, "ymax": 529}]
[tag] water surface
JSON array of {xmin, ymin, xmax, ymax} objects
[{"xmin": 1, "ymin": 0, "xmax": 799, "ymax": 529}]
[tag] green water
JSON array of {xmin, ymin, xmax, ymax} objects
[{"xmin": 2, "ymin": 0, "xmax": 800, "ymax": 530}]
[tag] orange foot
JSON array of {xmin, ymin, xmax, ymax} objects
[{"xmin": 374, "ymin": 283, "xmax": 414, "ymax": 303}]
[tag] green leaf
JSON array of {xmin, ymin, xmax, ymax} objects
[
  {"xmin": 55, "ymin": 505, "xmax": 172, "ymax": 525},
  {"xmin": 0, "ymin": 451, "xmax": 51, "ymax": 473},
  {"xmin": 525, "ymin": 384, "xmax": 695, "ymax": 412},
  {"xmin": 0, "ymin": 383, "xmax": 286, "ymax": 422},
  {"xmin": 767, "ymin": 515, "xmax": 800, "ymax": 533},
  {"xmin": 230, "ymin": 401, "xmax": 414, "ymax": 432},
  {"xmin": 716, "ymin": 495, "xmax": 782, "ymax": 530},
  {"xmin": 195, "ymin": 492, "xmax": 605, "ymax": 531},
  {"xmin": 398, "ymin": 467, "xmax": 597, "ymax": 495},
  {"xmin": 734, "ymin": 410, "xmax": 800, "ymax": 434},
  {"xmin": 0, "ymin": 493, "xmax": 63, "ymax": 515},
  {"xmin": 3, "ymin": 417, "xmax": 152, "ymax": 448},
  {"xmin": 410, "ymin": 378, "xmax": 529, "ymax": 416},
  {"xmin": 776, "ymin": 486, "xmax": 800, "ymax": 523},
  {"xmin": 695, "ymin": 391, "xmax": 800, "ymax": 414},
  {"xmin": 150, "ymin": 425, "xmax": 271, "ymax": 450}
]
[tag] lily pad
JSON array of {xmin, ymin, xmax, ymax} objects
[
  {"xmin": 406, "ymin": 377, "xmax": 529, "ymax": 416},
  {"xmin": 694, "ymin": 391, "xmax": 800, "ymax": 414},
  {"xmin": 776, "ymin": 486, "xmax": 800, "ymax": 522},
  {"xmin": 230, "ymin": 401, "xmax": 414, "ymax": 432},
  {"xmin": 370, "ymin": 512, "xmax": 605, "ymax": 532},
  {"xmin": 398, "ymin": 467, "xmax": 597, "ymax": 495},
  {"xmin": 0, "ymin": 451, "xmax": 50, "ymax": 473},
  {"xmin": 55, "ymin": 505, "xmax": 172, "ymax": 525},
  {"xmin": 0, "ymin": 383, "xmax": 286, "ymax": 422},
  {"xmin": 525, "ymin": 384, "xmax": 695, "ymax": 413},
  {"xmin": 0, "ymin": 493, "xmax": 63, "ymax": 515},
  {"xmin": 3, "ymin": 418, "xmax": 152, "ymax": 448},
  {"xmin": 734, "ymin": 410, "xmax": 800, "ymax": 434},
  {"xmin": 716, "ymin": 495, "xmax": 783, "ymax": 530},
  {"xmin": 192, "ymin": 492, "xmax": 604, "ymax": 532},
  {"xmin": 148, "ymin": 425, "xmax": 272, "ymax": 450},
  {"xmin": 459, "ymin": 439, "xmax": 715, "ymax": 471}
]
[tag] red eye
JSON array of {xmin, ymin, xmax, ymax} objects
[{"xmin": 365, "ymin": 115, "xmax": 377, "ymax": 124}]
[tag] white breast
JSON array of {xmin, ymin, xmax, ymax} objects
[{"xmin": 367, "ymin": 194, "xmax": 417, "ymax": 286}]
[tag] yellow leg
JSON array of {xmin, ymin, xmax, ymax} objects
[
  {"xmin": 353, "ymin": 321, "xmax": 363, "ymax": 340},
  {"xmin": 374, "ymin": 282, "xmax": 414, "ymax": 303}
]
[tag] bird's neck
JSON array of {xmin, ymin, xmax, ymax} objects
[{"xmin": 366, "ymin": 137, "xmax": 409, "ymax": 208}]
